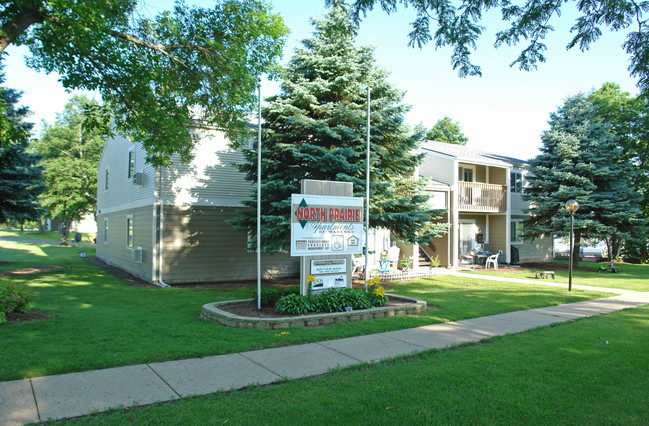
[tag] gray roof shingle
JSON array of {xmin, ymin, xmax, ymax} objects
[{"xmin": 420, "ymin": 140, "xmax": 528, "ymax": 167}]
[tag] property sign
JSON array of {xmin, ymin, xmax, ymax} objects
[
  {"xmin": 311, "ymin": 258, "xmax": 347, "ymax": 274},
  {"xmin": 290, "ymin": 194, "xmax": 363, "ymax": 256}
]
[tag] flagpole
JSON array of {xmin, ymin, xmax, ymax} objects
[
  {"xmin": 257, "ymin": 81, "xmax": 262, "ymax": 309},
  {"xmin": 364, "ymin": 86, "xmax": 371, "ymax": 291}
]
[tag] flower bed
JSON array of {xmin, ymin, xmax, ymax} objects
[{"xmin": 201, "ymin": 294, "xmax": 427, "ymax": 329}]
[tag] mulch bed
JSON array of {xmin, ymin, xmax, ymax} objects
[
  {"xmin": 0, "ymin": 265, "xmax": 69, "ymax": 276},
  {"xmin": 87, "ymin": 257, "xmax": 153, "ymax": 287},
  {"xmin": 216, "ymin": 294, "xmax": 415, "ymax": 319}
]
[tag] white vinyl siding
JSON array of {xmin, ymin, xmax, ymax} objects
[
  {"xmin": 419, "ymin": 153, "xmax": 454, "ymax": 186},
  {"xmin": 161, "ymin": 149, "xmax": 251, "ymax": 207},
  {"xmin": 97, "ymin": 134, "xmax": 155, "ymax": 213}
]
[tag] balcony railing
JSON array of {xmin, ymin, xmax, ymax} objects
[{"xmin": 458, "ymin": 182, "xmax": 506, "ymax": 212}]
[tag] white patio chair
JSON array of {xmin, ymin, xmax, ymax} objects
[{"xmin": 485, "ymin": 252, "xmax": 499, "ymax": 269}]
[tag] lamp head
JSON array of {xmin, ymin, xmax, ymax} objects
[{"xmin": 565, "ymin": 199, "xmax": 579, "ymax": 213}]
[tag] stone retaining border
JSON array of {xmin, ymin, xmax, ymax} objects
[{"xmin": 201, "ymin": 294, "xmax": 427, "ymax": 329}]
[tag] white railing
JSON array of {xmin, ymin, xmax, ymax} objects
[{"xmin": 458, "ymin": 182, "xmax": 506, "ymax": 212}]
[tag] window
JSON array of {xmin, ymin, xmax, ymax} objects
[
  {"xmin": 105, "ymin": 167, "xmax": 110, "ymax": 190},
  {"xmin": 459, "ymin": 166, "xmax": 475, "ymax": 182},
  {"xmin": 103, "ymin": 219, "xmax": 109, "ymax": 244},
  {"xmin": 510, "ymin": 170, "xmax": 523, "ymax": 193},
  {"xmin": 126, "ymin": 216, "xmax": 134, "ymax": 248},
  {"xmin": 511, "ymin": 221, "xmax": 524, "ymax": 243},
  {"xmin": 128, "ymin": 149, "xmax": 135, "ymax": 179}
]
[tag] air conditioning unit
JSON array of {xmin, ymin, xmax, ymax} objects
[
  {"xmin": 133, "ymin": 172, "xmax": 144, "ymax": 185},
  {"xmin": 132, "ymin": 246, "xmax": 143, "ymax": 263}
]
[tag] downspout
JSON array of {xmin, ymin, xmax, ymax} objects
[
  {"xmin": 505, "ymin": 167, "xmax": 511, "ymax": 264},
  {"xmin": 156, "ymin": 166, "xmax": 171, "ymax": 288},
  {"xmin": 447, "ymin": 190, "xmax": 451, "ymax": 268}
]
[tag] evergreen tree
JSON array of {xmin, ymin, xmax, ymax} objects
[
  {"xmin": 231, "ymin": 5, "xmax": 445, "ymax": 252},
  {"xmin": 523, "ymin": 94, "xmax": 646, "ymax": 266},
  {"xmin": 32, "ymin": 96, "xmax": 107, "ymax": 244},
  {"xmin": 0, "ymin": 64, "xmax": 44, "ymax": 224},
  {"xmin": 426, "ymin": 116, "xmax": 468, "ymax": 145}
]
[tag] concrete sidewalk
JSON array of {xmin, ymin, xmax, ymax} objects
[{"xmin": 2, "ymin": 286, "xmax": 649, "ymax": 425}]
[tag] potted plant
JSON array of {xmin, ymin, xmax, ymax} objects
[{"xmin": 399, "ymin": 257, "xmax": 411, "ymax": 272}]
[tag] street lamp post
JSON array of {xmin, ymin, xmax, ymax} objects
[{"xmin": 565, "ymin": 200, "xmax": 579, "ymax": 291}]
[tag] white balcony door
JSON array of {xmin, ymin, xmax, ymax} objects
[{"xmin": 459, "ymin": 220, "xmax": 476, "ymax": 257}]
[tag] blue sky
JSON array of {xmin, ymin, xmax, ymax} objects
[{"xmin": 2, "ymin": 0, "xmax": 640, "ymax": 160}]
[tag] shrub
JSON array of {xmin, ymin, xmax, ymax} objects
[
  {"xmin": 255, "ymin": 287, "xmax": 283, "ymax": 308},
  {"xmin": 312, "ymin": 288, "xmax": 371, "ymax": 312},
  {"xmin": 275, "ymin": 293, "xmax": 313, "ymax": 315},
  {"xmin": 0, "ymin": 283, "xmax": 35, "ymax": 324},
  {"xmin": 367, "ymin": 285, "xmax": 389, "ymax": 307},
  {"xmin": 312, "ymin": 288, "xmax": 344, "ymax": 313},
  {"xmin": 283, "ymin": 286, "xmax": 301, "ymax": 296},
  {"xmin": 336, "ymin": 288, "xmax": 371, "ymax": 310},
  {"xmin": 253, "ymin": 286, "xmax": 302, "ymax": 308}
]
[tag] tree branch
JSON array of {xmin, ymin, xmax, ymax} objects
[
  {"xmin": 107, "ymin": 30, "xmax": 222, "ymax": 68},
  {"xmin": 0, "ymin": 8, "xmax": 47, "ymax": 54}
]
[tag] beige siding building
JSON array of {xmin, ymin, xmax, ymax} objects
[
  {"xmin": 96, "ymin": 130, "xmax": 298, "ymax": 284},
  {"xmin": 413, "ymin": 141, "xmax": 552, "ymax": 268}
]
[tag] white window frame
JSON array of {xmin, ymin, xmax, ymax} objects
[
  {"xmin": 510, "ymin": 170, "xmax": 524, "ymax": 193},
  {"xmin": 103, "ymin": 218, "xmax": 109, "ymax": 244},
  {"xmin": 511, "ymin": 220, "xmax": 524, "ymax": 244},
  {"xmin": 128, "ymin": 149, "xmax": 135, "ymax": 179},
  {"xmin": 459, "ymin": 165, "xmax": 476, "ymax": 182},
  {"xmin": 126, "ymin": 215, "xmax": 134, "ymax": 249}
]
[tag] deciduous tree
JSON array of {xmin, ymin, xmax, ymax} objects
[
  {"xmin": 1, "ymin": 0, "xmax": 288, "ymax": 166},
  {"xmin": 32, "ymin": 96, "xmax": 106, "ymax": 244},
  {"xmin": 334, "ymin": 0, "xmax": 649, "ymax": 94},
  {"xmin": 426, "ymin": 116, "xmax": 468, "ymax": 145},
  {"xmin": 589, "ymin": 82, "xmax": 649, "ymax": 261}
]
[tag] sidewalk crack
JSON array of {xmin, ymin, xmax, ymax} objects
[
  {"xmin": 29, "ymin": 378, "xmax": 41, "ymax": 423},
  {"xmin": 146, "ymin": 364, "xmax": 182, "ymax": 399}
]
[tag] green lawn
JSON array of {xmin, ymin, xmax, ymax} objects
[
  {"xmin": 0, "ymin": 239, "xmax": 614, "ymax": 381},
  {"xmin": 48, "ymin": 305, "xmax": 649, "ymax": 425},
  {"xmin": 0, "ymin": 229, "xmax": 96, "ymax": 244},
  {"xmin": 466, "ymin": 260, "xmax": 649, "ymax": 291}
]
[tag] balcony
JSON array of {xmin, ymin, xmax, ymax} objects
[{"xmin": 458, "ymin": 182, "xmax": 506, "ymax": 212}]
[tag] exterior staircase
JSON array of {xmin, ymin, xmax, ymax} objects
[{"xmin": 419, "ymin": 246, "xmax": 432, "ymax": 267}]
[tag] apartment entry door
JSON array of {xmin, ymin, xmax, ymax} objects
[{"xmin": 459, "ymin": 220, "xmax": 476, "ymax": 257}]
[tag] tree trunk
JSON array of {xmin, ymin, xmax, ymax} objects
[
  {"xmin": 59, "ymin": 219, "xmax": 72, "ymax": 245},
  {"xmin": 572, "ymin": 231, "xmax": 582, "ymax": 269},
  {"xmin": 38, "ymin": 218, "xmax": 45, "ymax": 234}
]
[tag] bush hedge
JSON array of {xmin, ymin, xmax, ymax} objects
[
  {"xmin": 275, "ymin": 286, "xmax": 388, "ymax": 315},
  {"xmin": 0, "ymin": 283, "xmax": 35, "ymax": 325}
]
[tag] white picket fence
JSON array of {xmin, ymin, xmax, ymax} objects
[{"xmin": 363, "ymin": 267, "xmax": 448, "ymax": 282}]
